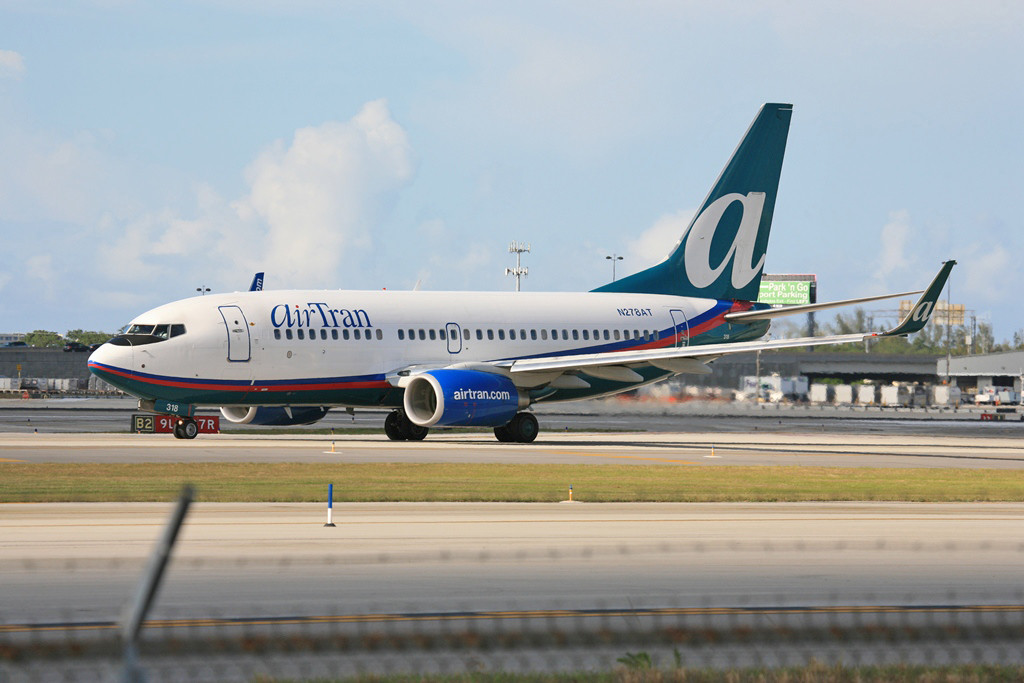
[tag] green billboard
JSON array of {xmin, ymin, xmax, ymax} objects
[{"xmin": 758, "ymin": 278, "xmax": 814, "ymax": 305}]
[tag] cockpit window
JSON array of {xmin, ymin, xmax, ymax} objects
[{"xmin": 109, "ymin": 323, "xmax": 187, "ymax": 346}]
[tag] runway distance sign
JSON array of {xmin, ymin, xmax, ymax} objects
[{"xmin": 132, "ymin": 414, "xmax": 220, "ymax": 434}]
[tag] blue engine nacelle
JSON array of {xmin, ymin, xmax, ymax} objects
[
  {"xmin": 220, "ymin": 406, "xmax": 330, "ymax": 426},
  {"xmin": 403, "ymin": 369, "xmax": 526, "ymax": 427}
]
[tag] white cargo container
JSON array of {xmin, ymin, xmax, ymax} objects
[
  {"xmin": 809, "ymin": 384, "xmax": 833, "ymax": 404},
  {"xmin": 789, "ymin": 376, "xmax": 810, "ymax": 400},
  {"xmin": 998, "ymin": 390, "xmax": 1020, "ymax": 405},
  {"xmin": 881, "ymin": 384, "xmax": 911, "ymax": 406},
  {"xmin": 834, "ymin": 384, "xmax": 854, "ymax": 404},
  {"xmin": 931, "ymin": 385, "xmax": 962, "ymax": 406},
  {"xmin": 858, "ymin": 384, "xmax": 878, "ymax": 405}
]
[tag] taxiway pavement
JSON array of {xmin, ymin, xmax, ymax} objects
[
  {"xmin": 3, "ymin": 501, "xmax": 1024, "ymax": 625},
  {"xmin": 3, "ymin": 430, "xmax": 1024, "ymax": 468}
]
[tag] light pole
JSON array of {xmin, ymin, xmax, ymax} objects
[
  {"xmin": 505, "ymin": 241, "xmax": 530, "ymax": 292},
  {"xmin": 196, "ymin": 286, "xmax": 210, "ymax": 296},
  {"xmin": 605, "ymin": 254, "xmax": 623, "ymax": 281}
]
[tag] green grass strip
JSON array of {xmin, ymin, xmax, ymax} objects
[{"xmin": 3, "ymin": 463, "xmax": 1024, "ymax": 503}]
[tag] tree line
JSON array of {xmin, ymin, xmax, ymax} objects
[
  {"xmin": 776, "ymin": 308, "xmax": 1018, "ymax": 355},
  {"xmin": 20, "ymin": 330, "xmax": 114, "ymax": 347}
]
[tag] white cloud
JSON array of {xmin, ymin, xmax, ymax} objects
[
  {"xmin": 93, "ymin": 99, "xmax": 415, "ymax": 291},
  {"xmin": 457, "ymin": 243, "xmax": 491, "ymax": 273},
  {"xmin": 232, "ymin": 99, "xmax": 413, "ymax": 286},
  {"xmin": 873, "ymin": 209, "xmax": 912, "ymax": 289},
  {"xmin": 626, "ymin": 209, "xmax": 694, "ymax": 270},
  {"xmin": 25, "ymin": 253, "xmax": 55, "ymax": 299},
  {"xmin": 961, "ymin": 243, "xmax": 1011, "ymax": 301},
  {"xmin": 0, "ymin": 129, "xmax": 126, "ymax": 224},
  {"xmin": 0, "ymin": 50, "xmax": 25, "ymax": 80}
]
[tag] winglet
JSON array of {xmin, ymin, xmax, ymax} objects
[
  {"xmin": 249, "ymin": 272, "xmax": 265, "ymax": 292},
  {"xmin": 878, "ymin": 260, "xmax": 956, "ymax": 337}
]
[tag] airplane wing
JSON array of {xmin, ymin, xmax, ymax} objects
[{"xmin": 506, "ymin": 260, "xmax": 956, "ymax": 381}]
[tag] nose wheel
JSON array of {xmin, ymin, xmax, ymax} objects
[{"xmin": 172, "ymin": 418, "xmax": 199, "ymax": 440}]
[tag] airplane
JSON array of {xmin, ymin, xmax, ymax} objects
[{"xmin": 87, "ymin": 103, "xmax": 955, "ymax": 441}]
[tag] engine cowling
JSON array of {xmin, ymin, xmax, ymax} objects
[
  {"xmin": 404, "ymin": 369, "xmax": 526, "ymax": 427},
  {"xmin": 220, "ymin": 406, "xmax": 330, "ymax": 426}
]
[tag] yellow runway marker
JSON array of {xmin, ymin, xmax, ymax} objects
[{"xmin": 0, "ymin": 458, "xmax": 26, "ymax": 462}]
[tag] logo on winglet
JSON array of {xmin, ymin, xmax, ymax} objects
[{"xmin": 911, "ymin": 301, "xmax": 934, "ymax": 322}]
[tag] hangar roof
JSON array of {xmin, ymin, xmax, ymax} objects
[{"xmin": 943, "ymin": 351, "xmax": 1024, "ymax": 378}]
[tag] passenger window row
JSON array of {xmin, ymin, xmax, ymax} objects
[
  {"xmin": 273, "ymin": 328, "xmax": 384, "ymax": 341},
  {"xmin": 270, "ymin": 327, "xmax": 660, "ymax": 343},
  {"xmin": 415, "ymin": 328, "xmax": 660, "ymax": 343}
]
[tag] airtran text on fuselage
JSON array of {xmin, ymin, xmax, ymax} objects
[{"xmin": 271, "ymin": 303, "xmax": 373, "ymax": 329}]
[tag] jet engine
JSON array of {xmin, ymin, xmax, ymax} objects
[
  {"xmin": 403, "ymin": 369, "xmax": 527, "ymax": 427},
  {"xmin": 220, "ymin": 406, "xmax": 330, "ymax": 426}
]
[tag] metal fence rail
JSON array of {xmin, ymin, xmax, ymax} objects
[{"xmin": 4, "ymin": 539, "xmax": 1024, "ymax": 681}]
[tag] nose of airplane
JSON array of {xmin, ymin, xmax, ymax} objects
[{"xmin": 87, "ymin": 340, "xmax": 134, "ymax": 388}]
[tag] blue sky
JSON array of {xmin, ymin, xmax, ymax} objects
[{"xmin": 1, "ymin": 1, "xmax": 1022, "ymax": 339}]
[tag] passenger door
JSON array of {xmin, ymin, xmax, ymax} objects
[
  {"xmin": 219, "ymin": 305, "xmax": 251, "ymax": 362},
  {"xmin": 669, "ymin": 309, "xmax": 689, "ymax": 348},
  {"xmin": 446, "ymin": 322, "xmax": 462, "ymax": 356}
]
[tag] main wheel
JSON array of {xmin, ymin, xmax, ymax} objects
[
  {"xmin": 509, "ymin": 412, "xmax": 539, "ymax": 443},
  {"xmin": 172, "ymin": 422, "xmax": 185, "ymax": 439},
  {"xmin": 406, "ymin": 423, "xmax": 429, "ymax": 441},
  {"xmin": 384, "ymin": 411, "xmax": 406, "ymax": 441},
  {"xmin": 493, "ymin": 424, "xmax": 514, "ymax": 442},
  {"xmin": 181, "ymin": 419, "xmax": 199, "ymax": 440}
]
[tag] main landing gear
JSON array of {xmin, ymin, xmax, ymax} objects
[
  {"xmin": 384, "ymin": 410, "xmax": 429, "ymax": 441},
  {"xmin": 383, "ymin": 410, "xmax": 539, "ymax": 443},
  {"xmin": 172, "ymin": 418, "xmax": 199, "ymax": 440},
  {"xmin": 494, "ymin": 412, "xmax": 539, "ymax": 443}
]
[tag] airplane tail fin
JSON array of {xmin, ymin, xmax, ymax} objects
[
  {"xmin": 594, "ymin": 103, "xmax": 793, "ymax": 301},
  {"xmin": 249, "ymin": 272, "xmax": 265, "ymax": 292}
]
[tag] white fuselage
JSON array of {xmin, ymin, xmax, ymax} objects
[{"xmin": 87, "ymin": 289, "xmax": 757, "ymax": 408}]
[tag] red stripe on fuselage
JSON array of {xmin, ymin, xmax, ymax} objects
[{"xmin": 88, "ymin": 361, "xmax": 389, "ymax": 393}]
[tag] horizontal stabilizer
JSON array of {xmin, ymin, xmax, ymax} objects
[{"xmin": 724, "ymin": 290, "xmax": 923, "ymax": 323}]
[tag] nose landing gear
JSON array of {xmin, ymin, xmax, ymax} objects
[{"xmin": 172, "ymin": 418, "xmax": 199, "ymax": 440}]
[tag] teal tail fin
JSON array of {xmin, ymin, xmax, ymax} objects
[{"xmin": 594, "ymin": 103, "xmax": 793, "ymax": 301}]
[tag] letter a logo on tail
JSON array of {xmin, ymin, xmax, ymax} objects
[{"xmin": 594, "ymin": 103, "xmax": 792, "ymax": 301}]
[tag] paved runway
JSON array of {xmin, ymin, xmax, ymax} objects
[
  {"xmin": 4, "ymin": 501, "xmax": 1024, "ymax": 626},
  {"xmin": 5, "ymin": 402, "xmax": 1024, "ymax": 676},
  {"xmin": 4, "ymin": 429, "xmax": 1024, "ymax": 468}
]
